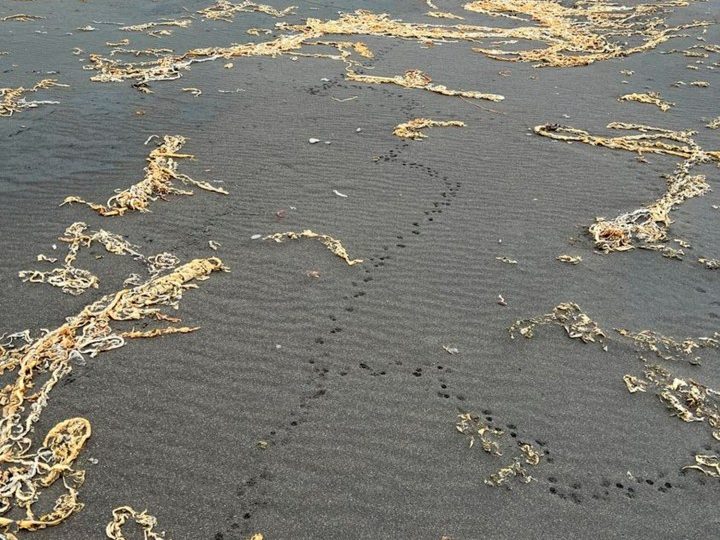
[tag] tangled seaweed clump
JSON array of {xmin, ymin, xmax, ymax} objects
[
  {"xmin": 62, "ymin": 135, "xmax": 227, "ymax": 216},
  {"xmin": 534, "ymin": 123, "xmax": 720, "ymax": 253},
  {"xmin": 623, "ymin": 362, "xmax": 720, "ymax": 476},
  {"xmin": 456, "ymin": 413, "xmax": 542, "ymax": 487},
  {"xmin": 198, "ymin": 0, "xmax": 296, "ymax": 21},
  {"xmin": 509, "ymin": 302, "xmax": 607, "ymax": 346},
  {"xmin": 345, "ymin": 68, "xmax": 504, "ymax": 101},
  {"xmin": 619, "ymin": 92, "xmax": 674, "ymax": 111},
  {"xmin": 0, "ymin": 80, "xmax": 67, "ymax": 117},
  {"xmin": 465, "ymin": 0, "xmax": 703, "ymax": 67},
  {"xmin": 616, "ymin": 328, "xmax": 719, "ymax": 364},
  {"xmin": 0, "ymin": 259, "xmax": 226, "ymax": 536},
  {"xmin": 265, "ymin": 230, "xmax": 363, "ymax": 266},
  {"xmin": 18, "ymin": 222, "xmax": 180, "ymax": 295},
  {"xmin": 105, "ymin": 506, "xmax": 168, "ymax": 539},
  {"xmin": 393, "ymin": 118, "xmax": 465, "ymax": 140}
]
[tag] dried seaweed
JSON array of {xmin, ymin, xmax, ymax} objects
[
  {"xmin": 198, "ymin": 0, "xmax": 295, "ymax": 21},
  {"xmin": 699, "ymin": 257, "xmax": 720, "ymax": 269},
  {"xmin": 683, "ymin": 454, "xmax": 720, "ymax": 477},
  {"xmin": 509, "ymin": 302, "xmax": 607, "ymax": 346},
  {"xmin": 106, "ymin": 506, "xmax": 167, "ymax": 539},
  {"xmin": 638, "ymin": 243, "xmax": 684, "ymax": 259},
  {"xmin": 0, "ymin": 258, "xmax": 225, "ymax": 536},
  {"xmin": 616, "ymin": 328, "xmax": 719, "ymax": 364},
  {"xmin": 556, "ymin": 254, "xmax": 582, "ymax": 264},
  {"xmin": 456, "ymin": 413, "xmax": 541, "ymax": 487},
  {"xmin": 1, "ymin": 14, "xmax": 44, "ymax": 22},
  {"xmin": 264, "ymin": 230, "xmax": 363, "ymax": 266},
  {"xmin": 1, "ymin": 79, "xmax": 67, "ymax": 117},
  {"xmin": 535, "ymin": 122, "xmax": 720, "ymax": 253},
  {"xmin": 120, "ymin": 19, "xmax": 191, "ymax": 33},
  {"xmin": 17, "ymin": 222, "xmax": 176, "ymax": 295},
  {"xmin": 465, "ymin": 0, "xmax": 701, "ymax": 67},
  {"xmin": 62, "ymin": 135, "xmax": 227, "ymax": 216},
  {"xmin": 625, "ymin": 363, "xmax": 720, "ymax": 441},
  {"xmin": 346, "ymin": 68, "xmax": 504, "ymax": 101},
  {"xmin": 619, "ymin": 92, "xmax": 674, "ymax": 111},
  {"xmin": 393, "ymin": 118, "xmax": 465, "ymax": 140},
  {"xmin": 456, "ymin": 413, "xmax": 503, "ymax": 455},
  {"xmin": 85, "ymin": 34, "xmax": 311, "ymax": 86},
  {"xmin": 623, "ymin": 374, "xmax": 647, "ymax": 393},
  {"xmin": 426, "ymin": 11, "xmax": 464, "ymax": 20}
]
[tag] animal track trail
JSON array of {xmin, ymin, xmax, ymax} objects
[{"xmin": 223, "ymin": 121, "xmax": 466, "ymax": 535}]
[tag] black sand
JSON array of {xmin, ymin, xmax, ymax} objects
[{"xmin": 1, "ymin": 0, "xmax": 720, "ymax": 538}]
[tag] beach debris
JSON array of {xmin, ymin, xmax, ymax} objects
[
  {"xmin": 265, "ymin": 230, "xmax": 363, "ymax": 265},
  {"xmin": 198, "ymin": 0, "xmax": 296, "ymax": 21},
  {"xmin": 623, "ymin": 374, "xmax": 647, "ymax": 393},
  {"xmin": 619, "ymin": 70, "xmax": 635, "ymax": 76},
  {"xmin": 456, "ymin": 413, "xmax": 503, "ymax": 455},
  {"xmin": 19, "ymin": 222, "xmax": 181, "ymax": 295},
  {"xmin": 464, "ymin": 0, "xmax": 703, "ymax": 67},
  {"xmin": 707, "ymin": 116, "xmax": 720, "ymax": 129},
  {"xmin": 392, "ymin": 118, "xmax": 465, "ymax": 140},
  {"xmin": 616, "ymin": 328, "xmax": 719, "ymax": 364},
  {"xmin": 123, "ymin": 273, "xmax": 143, "ymax": 287},
  {"xmin": 426, "ymin": 11, "xmax": 464, "ymax": 20},
  {"xmin": 443, "ymin": 345, "xmax": 459, "ymax": 354},
  {"xmin": 556, "ymin": 254, "xmax": 582, "ymax": 264},
  {"xmin": 308, "ymin": 138, "xmax": 320, "ymax": 144},
  {"xmin": 456, "ymin": 413, "xmax": 542, "ymax": 486},
  {"xmin": 0, "ymin": 258, "xmax": 225, "ymax": 536},
  {"xmin": 509, "ymin": 302, "xmax": 607, "ymax": 346},
  {"xmin": 209, "ymin": 240, "xmax": 221, "ymax": 250},
  {"xmin": 1, "ymin": 79, "xmax": 67, "ymax": 117},
  {"xmin": 626, "ymin": 363, "xmax": 720, "ymax": 441},
  {"xmin": 19, "ymin": 223, "xmax": 134, "ymax": 295},
  {"xmin": 182, "ymin": 87, "xmax": 202, "ymax": 96},
  {"xmin": 247, "ymin": 28, "xmax": 273, "ymax": 36},
  {"xmin": 306, "ymin": 270, "xmax": 321, "ymax": 278},
  {"xmin": 107, "ymin": 39, "xmax": 131, "ymax": 47},
  {"xmin": 497, "ymin": 294, "xmax": 507, "ymax": 306},
  {"xmin": 62, "ymin": 135, "xmax": 227, "ymax": 216},
  {"xmin": 699, "ymin": 257, "xmax": 720, "ymax": 269},
  {"xmin": 283, "ymin": 6, "xmax": 698, "ymax": 68},
  {"xmin": 495, "ymin": 256, "xmax": 518, "ymax": 264},
  {"xmin": 683, "ymin": 454, "xmax": 720, "ymax": 477},
  {"xmin": 690, "ymin": 80, "xmax": 709, "ymax": 87},
  {"xmin": 534, "ymin": 122, "xmax": 720, "ymax": 253},
  {"xmin": 333, "ymin": 189, "xmax": 348, "ymax": 198},
  {"xmin": 1, "ymin": 14, "xmax": 45, "ymax": 22},
  {"xmin": 120, "ymin": 19, "xmax": 192, "ymax": 35},
  {"xmin": 346, "ymin": 69, "xmax": 504, "ymax": 101},
  {"xmin": 249, "ymin": 535, "xmax": 264, "ymax": 540},
  {"xmin": 618, "ymin": 92, "xmax": 673, "ymax": 111},
  {"xmin": 674, "ymin": 238, "xmax": 691, "ymax": 249},
  {"xmin": 77, "ymin": 25, "xmax": 96, "ymax": 32},
  {"xmin": 105, "ymin": 506, "xmax": 168, "ymax": 539},
  {"xmin": 638, "ymin": 243, "xmax": 684, "ymax": 260}
]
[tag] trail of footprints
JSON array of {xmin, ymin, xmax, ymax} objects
[{"xmin": 219, "ymin": 105, "xmax": 465, "ymax": 537}]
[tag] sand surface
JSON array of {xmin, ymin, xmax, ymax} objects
[{"xmin": 1, "ymin": 0, "xmax": 720, "ymax": 538}]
